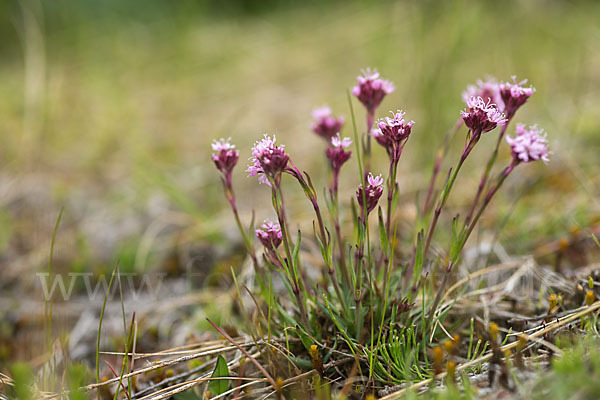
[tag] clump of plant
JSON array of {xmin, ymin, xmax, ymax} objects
[
  {"xmin": 211, "ymin": 70, "xmax": 547, "ymax": 394},
  {"xmin": 529, "ymin": 334, "xmax": 600, "ymax": 400}
]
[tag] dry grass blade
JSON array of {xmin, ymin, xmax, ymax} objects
[
  {"xmin": 138, "ymin": 377, "xmax": 264, "ymax": 400},
  {"xmin": 0, "ymin": 372, "xmax": 14, "ymax": 387},
  {"xmin": 100, "ymin": 339, "xmax": 249, "ymax": 358},
  {"xmin": 83, "ymin": 344, "xmax": 242, "ymax": 391},
  {"xmin": 440, "ymin": 261, "xmax": 521, "ymax": 304}
]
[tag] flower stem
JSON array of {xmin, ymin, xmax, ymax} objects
[
  {"xmin": 363, "ymin": 110, "xmax": 375, "ymax": 178},
  {"xmin": 331, "ymin": 186, "xmax": 350, "ymax": 287},
  {"xmin": 423, "ymin": 119, "xmax": 463, "ymax": 215},
  {"xmin": 385, "ymin": 158, "xmax": 399, "ymax": 239},
  {"xmin": 271, "ymin": 182, "xmax": 310, "ymax": 329},
  {"xmin": 464, "ymin": 162, "xmax": 515, "ymax": 241},
  {"xmin": 423, "ymin": 152, "xmax": 466, "ymax": 259},
  {"xmin": 221, "ymin": 181, "xmax": 260, "ymax": 275},
  {"xmin": 423, "ymin": 130, "xmax": 479, "ymax": 259},
  {"xmin": 426, "ymin": 161, "xmax": 515, "ymax": 333},
  {"xmin": 465, "ymin": 122, "xmax": 510, "ymax": 225}
]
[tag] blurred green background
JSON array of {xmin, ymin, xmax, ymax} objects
[{"xmin": 0, "ymin": 0, "xmax": 599, "ymax": 288}]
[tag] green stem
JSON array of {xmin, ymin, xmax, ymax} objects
[
  {"xmin": 423, "ymin": 119, "xmax": 463, "ymax": 216},
  {"xmin": 465, "ymin": 123, "xmax": 510, "ymax": 225},
  {"xmin": 385, "ymin": 159, "xmax": 399, "ymax": 239},
  {"xmin": 271, "ymin": 182, "xmax": 310, "ymax": 330},
  {"xmin": 426, "ymin": 162, "xmax": 515, "ymax": 333},
  {"xmin": 333, "ymin": 190, "xmax": 350, "ymax": 287},
  {"xmin": 464, "ymin": 163, "xmax": 514, "ymax": 242},
  {"xmin": 422, "ymin": 153, "xmax": 467, "ymax": 260}
]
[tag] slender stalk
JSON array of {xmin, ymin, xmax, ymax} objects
[
  {"xmin": 369, "ymin": 227, "xmax": 396, "ymax": 380},
  {"xmin": 348, "ymin": 90, "xmax": 369, "ymax": 341},
  {"xmin": 329, "ymin": 266, "xmax": 347, "ymax": 317},
  {"xmin": 347, "ymin": 90, "xmax": 365, "ymax": 182},
  {"xmin": 424, "ymin": 260, "xmax": 451, "ymax": 341},
  {"xmin": 363, "ymin": 110, "xmax": 375, "ymax": 175},
  {"xmin": 465, "ymin": 122, "xmax": 510, "ymax": 225},
  {"xmin": 222, "ymin": 182, "xmax": 259, "ymax": 269},
  {"xmin": 231, "ymin": 203, "xmax": 260, "ymax": 272},
  {"xmin": 354, "ymin": 210, "xmax": 373, "ymax": 342},
  {"xmin": 426, "ymin": 161, "xmax": 516, "ymax": 332},
  {"xmin": 423, "ymin": 151, "xmax": 443, "ymax": 216},
  {"xmin": 271, "ymin": 182, "xmax": 310, "ymax": 329},
  {"xmin": 310, "ymin": 192, "xmax": 328, "ymax": 250},
  {"xmin": 44, "ymin": 207, "xmax": 63, "ymax": 391},
  {"xmin": 422, "ymin": 153, "xmax": 467, "ymax": 259},
  {"xmin": 290, "ymin": 168, "xmax": 341, "ymax": 312},
  {"xmin": 422, "ymin": 129, "xmax": 481, "ymax": 258},
  {"xmin": 288, "ymin": 165, "xmax": 329, "ymax": 263},
  {"xmin": 423, "ymin": 119, "xmax": 463, "ymax": 216},
  {"xmin": 385, "ymin": 159, "xmax": 399, "ymax": 238},
  {"xmin": 327, "ymin": 175, "xmax": 351, "ymax": 286},
  {"xmin": 464, "ymin": 162, "xmax": 515, "ymax": 241},
  {"xmin": 96, "ymin": 264, "xmax": 118, "ymax": 398},
  {"xmin": 354, "ymin": 218, "xmax": 365, "ymax": 341}
]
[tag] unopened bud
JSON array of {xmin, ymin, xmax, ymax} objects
[
  {"xmin": 309, "ymin": 345, "xmax": 319, "ymax": 361},
  {"xmin": 489, "ymin": 322, "xmax": 499, "ymax": 342},
  {"xmin": 548, "ymin": 294, "xmax": 558, "ymax": 310},
  {"xmin": 517, "ymin": 335, "xmax": 528, "ymax": 352},
  {"xmin": 446, "ymin": 361, "xmax": 456, "ymax": 382},
  {"xmin": 432, "ymin": 346, "xmax": 444, "ymax": 365},
  {"xmin": 275, "ymin": 377, "xmax": 284, "ymax": 391},
  {"xmin": 586, "ymin": 290, "xmax": 595, "ymax": 306}
]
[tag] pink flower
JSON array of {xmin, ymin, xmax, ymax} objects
[
  {"xmin": 356, "ymin": 173, "xmax": 384, "ymax": 217},
  {"xmin": 500, "ymin": 76, "xmax": 535, "ymax": 119},
  {"xmin": 211, "ymin": 138, "xmax": 239, "ymax": 182},
  {"xmin": 326, "ymin": 133, "xmax": 352, "ymax": 172},
  {"xmin": 462, "ymin": 77, "xmax": 503, "ymax": 109},
  {"xmin": 506, "ymin": 124, "xmax": 549, "ymax": 163},
  {"xmin": 461, "ymin": 96, "xmax": 507, "ymax": 135},
  {"xmin": 352, "ymin": 68, "xmax": 395, "ymax": 114},
  {"xmin": 247, "ymin": 134, "xmax": 290, "ymax": 185},
  {"xmin": 311, "ymin": 106, "xmax": 345, "ymax": 140},
  {"xmin": 255, "ymin": 219, "xmax": 283, "ymax": 250},
  {"xmin": 372, "ymin": 110, "xmax": 414, "ymax": 161}
]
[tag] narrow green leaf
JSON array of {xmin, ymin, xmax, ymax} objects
[
  {"xmin": 247, "ymin": 210, "xmax": 256, "ymax": 245},
  {"xmin": 292, "ymin": 229, "xmax": 302, "ymax": 266},
  {"xmin": 449, "ymin": 215, "xmax": 466, "ymax": 263},
  {"xmin": 378, "ymin": 207, "xmax": 388, "ymax": 255},
  {"xmin": 412, "ymin": 230, "xmax": 424, "ymax": 287},
  {"xmin": 296, "ymin": 324, "xmax": 314, "ymax": 352},
  {"xmin": 209, "ymin": 355, "xmax": 229, "ymax": 396}
]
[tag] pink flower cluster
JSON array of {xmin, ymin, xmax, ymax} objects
[
  {"xmin": 255, "ymin": 219, "xmax": 283, "ymax": 250},
  {"xmin": 212, "ymin": 138, "xmax": 239, "ymax": 175},
  {"xmin": 356, "ymin": 173, "xmax": 384, "ymax": 217},
  {"xmin": 461, "ymin": 96, "xmax": 507, "ymax": 135},
  {"xmin": 247, "ymin": 135, "xmax": 289, "ymax": 185},
  {"xmin": 506, "ymin": 124, "xmax": 549, "ymax": 163},
  {"xmin": 462, "ymin": 78, "xmax": 503, "ymax": 108},
  {"xmin": 326, "ymin": 134, "xmax": 352, "ymax": 172},
  {"xmin": 372, "ymin": 110, "xmax": 414, "ymax": 161},
  {"xmin": 311, "ymin": 106, "xmax": 345, "ymax": 140},
  {"xmin": 212, "ymin": 138, "xmax": 239, "ymax": 189},
  {"xmin": 500, "ymin": 76, "xmax": 535, "ymax": 119},
  {"xmin": 352, "ymin": 69, "xmax": 395, "ymax": 115}
]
